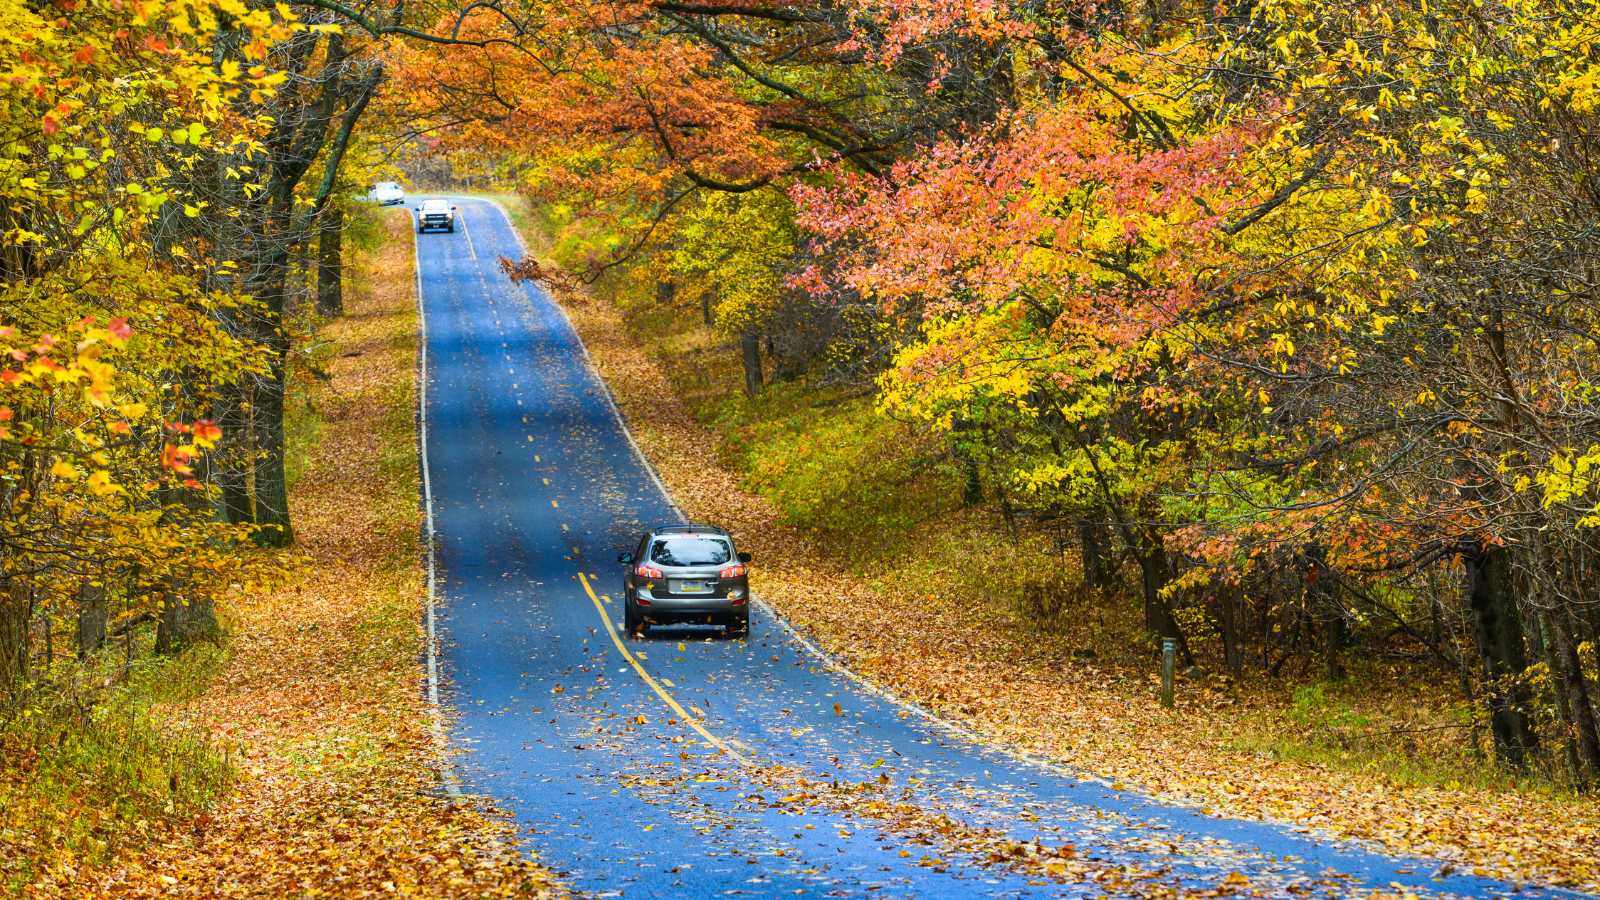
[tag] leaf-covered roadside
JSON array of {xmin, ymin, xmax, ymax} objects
[
  {"xmin": 533, "ymin": 226, "xmax": 1600, "ymax": 893},
  {"xmin": 49, "ymin": 210, "xmax": 560, "ymax": 898}
]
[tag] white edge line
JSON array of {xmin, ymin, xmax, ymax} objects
[
  {"xmin": 477, "ymin": 197, "xmax": 1106, "ymax": 789},
  {"xmin": 459, "ymin": 205, "xmax": 479, "ymax": 261},
  {"xmin": 413, "ymin": 207, "xmax": 465, "ymax": 801}
]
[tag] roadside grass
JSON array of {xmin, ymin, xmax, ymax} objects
[
  {"xmin": 718, "ymin": 384, "xmax": 964, "ymax": 564},
  {"xmin": 0, "ymin": 633, "xmax": 232, "ymax": 893},
  {"xmin": 1222, "ymin": 726, "xmax": 1520, "ymax": 794},
  {"xmin": 1219, "ymin": 675, "xmax": 1562, "ymax": 796},
  {"xmin": 283, "ymin": 364, "xmax": 325, "ymax": 493}
]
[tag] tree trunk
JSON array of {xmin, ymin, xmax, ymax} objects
[
  {"xmin": 1463, "ymin": 539, "xmax": 1538, "ymax": 769},
  {"xmin": 1543, "ymin": 607, "xmax": 1600, "ymax": 788},
  {"xmin": 213, "ymin": 351, "xmax": 256, "ymax": 526},
  {"xmin": 741, "ymin": 330, "xmax": 764, "ymax": 396},
  {"xmin": 0, "ymin": 579, "xmax": 29, "ymax": 700},
  {"xmin": 962, "ymin": 459, "xmax": 983, "ymax": 507},
  {"xmin": 1078, "ymin": 518, "xmax": 1114, "ymax": 590},
  {"xmin": 315, "ymin": 203, "xmax": 343, "ymax": 317},
  {"xmin": 77, "ymin": 578, "xmax": 109, "ymax": 658},
  {"xmin": 251, "ymin": 357, "xmax": 293, "ymax": 546},
  {"xmin": 1217, "ymin": 586, "xmax": 1244, "ymax": 677},
  {"xmin": 998, "ymin": 489, "xmax": 1018, "ymax": 544},
  {"xmin": 1135, "ymin": 544, "xmax": 1191, "ymax": 664},
  {"xmin": 155, "ymin": 588, "xmax": 220, "ymax": 655},
  {"xmin": 244, "ymin": 217, "xmax": 294, "ymax": 547},
  {"xmin": 1305, "ymin": 546, "xmax": 1347, "ymax": 680}
]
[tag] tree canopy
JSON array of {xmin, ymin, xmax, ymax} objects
[{"xmin": 395, "ymin": 0, "xmax": 1600, "ymax": 785}]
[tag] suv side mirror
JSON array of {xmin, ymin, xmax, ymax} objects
[
  {"xmin": 737, "ymin": 551, "xmax": 752, "ymax": 564},
  {"xmin": 450, "ymin": 206, "xmax": 458, "ymax": 211},
  {"xmin": 618, "ymin": 552, "xmax": 635, "ymax": 564}
]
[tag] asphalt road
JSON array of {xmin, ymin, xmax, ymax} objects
[{"xmin": 414, "ymin": 198, "xmax": 1571, "ymax": 898}]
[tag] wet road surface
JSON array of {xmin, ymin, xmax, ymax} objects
[{"xmin": 415, "ymin": 198, "xmax": 1574, "ymax": 898}]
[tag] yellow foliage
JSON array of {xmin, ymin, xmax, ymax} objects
[{"xmin": 666, "ymin": 191, "xmax": 796, "ymax": 335}]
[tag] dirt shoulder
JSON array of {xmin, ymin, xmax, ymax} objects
[
  {"xmin": 62, "ymin": 211, "xmax": 559, "ymax": 898},
  {"xmin": 543, "ymin": 263, "xmax": 1600, "ymax": 893}
]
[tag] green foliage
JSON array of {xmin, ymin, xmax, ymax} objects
[
  {"xmin": 719, "ymin": 383, "xmax": 960, "ymax": 552},
  {"xmin": 0, "ymin": 640, "xmax": 232, "ymax": 890},
  {"xmin": 1288, "ymin": 682, "xmax": 1371, "ymax": 730},
  {"xmin": 342, "ymin": 200, "xmax": 389, "ymax": 255},
  {"xmin": 534, "ymin": 199, "xmax": 635, "ymax": 271},
  {"xmin": 285, "ymin": 369, "xmax": 327, "ymax": 494},
  {"xmin": 1222, "ymin": 678, "xmax": 1552, "ymax": 794}
]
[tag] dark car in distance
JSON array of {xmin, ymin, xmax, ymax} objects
[
  {"xmin": 416, "ymin": 198, "xmax": 457, "ymax": 233},
  {"xmin": 619, "ymin": 525, "xmax": 751, "ymax": 638}
]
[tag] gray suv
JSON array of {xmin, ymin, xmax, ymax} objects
[{"xmin": 618, "ymin": 525, "xmax": 752, "ymax": 637}]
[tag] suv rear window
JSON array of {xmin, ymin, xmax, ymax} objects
[{"xmin": 650, "ymin": 536, "xmax": 731, "ymax": 567}]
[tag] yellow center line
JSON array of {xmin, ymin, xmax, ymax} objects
[{"xmin": 577, "ymin": 571, "xmax": 750, "ymax": 766}]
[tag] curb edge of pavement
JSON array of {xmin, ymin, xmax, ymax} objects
[{"xmin": 412, "ymin": 207, "xmax": 466, "ymax": 801}]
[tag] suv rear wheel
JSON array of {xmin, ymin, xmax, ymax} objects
[
  {"xmin": 624, "ymin": 600, "xmax": 646, "ymax": 638},
  {"xmin": 724, "ymin": 611, "xmax": 748, "ymax": 638}
]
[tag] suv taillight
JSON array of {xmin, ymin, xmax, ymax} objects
[
  {"xmin": 636, "ymin": 564, "xmax": 664, "ymax": 580},
  {"xmin": 719, "ymin": 564, "xmax": 746, "ymax": 579}
]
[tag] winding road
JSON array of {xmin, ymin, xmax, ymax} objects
[{"xmin": 414, "ymin": 198, "xmax": 1571, "ymax": 898}]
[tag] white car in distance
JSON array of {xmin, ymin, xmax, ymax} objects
[{"xmin": 368, "ymin": 181, "xmax": 405, "ymax": 205}]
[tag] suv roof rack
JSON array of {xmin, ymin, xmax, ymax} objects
[{"xmin": 654, "ymin": 523, "xmax": 728, "ymax": 535}]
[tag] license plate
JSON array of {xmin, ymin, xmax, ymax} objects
[{"xmin": 672, "ymin": 580, "xmax": 712, "ymax": 594}]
